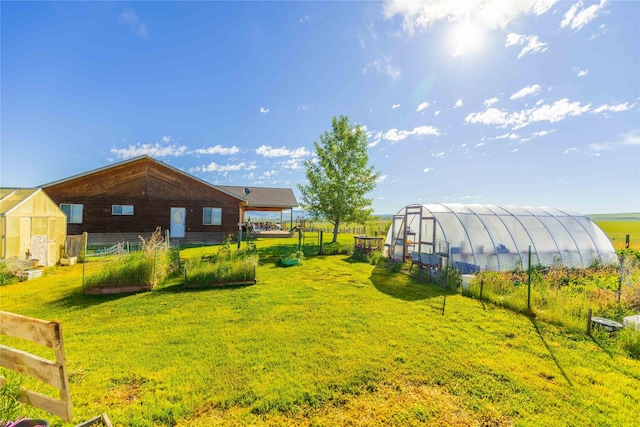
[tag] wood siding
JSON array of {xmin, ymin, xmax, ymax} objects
[{"xmin": 43, "ymin": 158, "xmax": 242, "ymax": 239}]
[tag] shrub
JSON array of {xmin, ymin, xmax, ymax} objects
[
  {"xmin": 320, "ymin": 243, "xmax": 352, "ymax": 256},
  {"xmin": 619, "ymin": 328, "xmax": 640, "ymax": 360},
  {"xmin": 0, "ymin": 262, "xmax": 20, "ymax": 286}
]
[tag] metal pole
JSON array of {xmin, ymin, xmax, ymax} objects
[
  {"xmin": 527, "ymin": 245, "xmax": 532, "ymax": 312},
  {"xmin": 618, "ymin": 255, "xmax": 624, "ymax": 306}
]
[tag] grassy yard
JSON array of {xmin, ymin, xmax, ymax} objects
[{"xmin": 1, "ymin": 235, "xmax": 639, "ymax": 426}]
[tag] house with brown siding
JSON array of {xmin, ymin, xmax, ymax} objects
[{"xmin": 41, "ymin": 156, "xmax": 297, "ymax": 245}]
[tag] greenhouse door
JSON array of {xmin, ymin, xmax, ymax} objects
[
  {"xmin": 419, "ymin": 216, "xmax": 436, "ymax": 254},
  {"xmin": 389, "ymin": 215, "xmax": 406, "ymax": 260}
]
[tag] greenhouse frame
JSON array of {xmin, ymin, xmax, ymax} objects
[{"xmin": 384, "ymin": 203, "xmax": 618, "ymax": 273}]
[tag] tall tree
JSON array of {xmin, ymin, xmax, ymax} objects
[{"xmin": 298, "ymin": 115, "xmax": 378, "ymax": 243}]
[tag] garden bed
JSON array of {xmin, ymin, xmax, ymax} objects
[
  {"xmin": 83, "ymin": 284, "xmax": 153, "ymax": 295},
  {"xmin": 185, "ymin": 279, "xmax": 257, "ymax": 289}
]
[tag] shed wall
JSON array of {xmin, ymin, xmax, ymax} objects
[{"xmin": 1, "ymin": 191, "xmax": 67, "ymax": 266}]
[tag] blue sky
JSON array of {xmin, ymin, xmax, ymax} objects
[{"xmin": 1, "ymin": 0, "xmax": 638, "ymax": 215}]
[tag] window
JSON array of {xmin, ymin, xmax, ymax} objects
[
  {"xmin": 112, "ymin": 205, "xmax": 134, "ymax": 215},
  {"xmin": 60, "ymin": 204, "xmax": 83, "ymax": 224},
  {"xmin": 203, "ymin": 207, "xmax": 222, "ymax": 225}
]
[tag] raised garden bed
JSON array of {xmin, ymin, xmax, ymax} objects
[
  {"xmin": 185, "ymin": 279, "xmax": 257, "ymax": 289},
  {"xmin": 20, "ymin": 269, "xmax": 43, "ymax": 281},
  {"xmin": 83, "ymin": 284, "xmax": 153, "ymax": 295}
]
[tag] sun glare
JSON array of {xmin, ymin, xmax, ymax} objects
[{"xmin": 450, "ymin": 21, "xmax": 484, "ymax": 57}]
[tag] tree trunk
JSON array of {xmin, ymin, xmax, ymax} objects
[{"xmin": 332, "ymin": 221, "xmax": 340, "ymax": 243}]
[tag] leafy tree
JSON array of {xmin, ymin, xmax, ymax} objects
[{"xmin": 298, "ymin": 115, "xmax": 378, "ymax": 243}]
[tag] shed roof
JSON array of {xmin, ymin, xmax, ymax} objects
[
  {"xmin": 0, "ymin": 188, "xmax": 39, "ymax": 215},
  {"xmin": 217, "ymin": 186, "xmax": 298, "ymax": 211}
]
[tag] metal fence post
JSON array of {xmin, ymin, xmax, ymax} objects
[{"xmin": 527, "ymin": 245, "xmax": 532, "ymax": 312}]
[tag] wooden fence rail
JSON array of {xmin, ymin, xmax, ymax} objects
[{"xmin": 0, "ymin": 310, "xmax": 72, "ymax": 422}]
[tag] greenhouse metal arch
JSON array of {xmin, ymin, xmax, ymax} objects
[{"xmin": 384, "ymin": 203, "xmax": 618, "ymax": 273}]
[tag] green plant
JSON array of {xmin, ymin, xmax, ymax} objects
[
  {"xmin": 281, "ymin": 250, "xmax": 304, "ymax": 261},
  {"xmin": 187, "ymin": 253, "xmax": 259, "ymax": 285},
  {"xmin": 619, "ymin": 328, "xmax": 640, "ymax": 359},
  {"xmin": 0, "ymin": 262, "xmax": 19, "ymax": 287},
  {"xmin": 0, "ymin": 371, "xmax": 26, "ymax": 424}
]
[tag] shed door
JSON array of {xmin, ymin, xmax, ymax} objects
[{"xmin": 170, "ymin": 208, "xmax": 186, "ymax": 238}]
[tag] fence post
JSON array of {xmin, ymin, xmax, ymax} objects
[
  {"xmin": 152, "ymin": 246, "xmax": 157, "ymax": 286},
  {"xmin": 618, "ymin": 255, "xmax": 624, "ymax": 306},
  {"xmin": 587, "ymin": 308, "xmax": 592, "ymax": 335},
  {"xmin": 319, "ymin": 230, "xmax": 324, "ymax": 255},
  {"xmin": 81, "ymin": 232, "xmax": 88, "ymax": 288},
  {"xmin": 527, "ymin": 245, "xmax": 532, "ymax": 312}
]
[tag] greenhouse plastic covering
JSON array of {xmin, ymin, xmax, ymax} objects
[{"xmin": 384, "ymin": 203, "xmax": 618, "ymax": 272}]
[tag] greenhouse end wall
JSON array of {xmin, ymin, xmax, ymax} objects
[{"xmin": 384, "ymin": 203, "xmax": 617, "ymax": 272}]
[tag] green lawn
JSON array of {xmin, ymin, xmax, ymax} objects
[
  {"xmin": 595, "ymin": 220, "xmax": 640, "ymax": 250},
  {"xmin": 1, "ymin": 235, "xmax": 639, "ymax": 426}
]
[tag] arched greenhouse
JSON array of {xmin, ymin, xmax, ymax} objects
[{"xmin": 384, "ymin": 204, "xmax": 618, "ymax": 273}]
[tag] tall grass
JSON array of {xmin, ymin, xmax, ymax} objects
[
  {"xmin": 464, "ymin": 259, "xmax": 640, "ymax": 332},
  {"xmin": 83, "ymin": 228, "xmax": 178, "ymax": 289},
  {"xmin": 186, "ymin": 235, "xmax": 259, "ymax": 286}
]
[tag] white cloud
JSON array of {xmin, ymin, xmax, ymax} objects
[
  {"xmin": 119, "ymin": 8, "xmax": 148, "ymax": 38},
  {"xmin": 561, "ymin": 0, "xmax": 608, "ymax": 31},
  {"xmin": 192, "ymin": 145, "xmax": 240, "ymax": 155},
  {"xmin": 465, "ymin": 98, "xmax": 592, "ymax": 129},
  {"xmin": 280, "ymin": 158, "xmax": 306, "ymax": 170},
  {"xmin": 434, "ymin": 152, "xmax": 445, "ymax": 158},
  {"xmin": 484, "ymin": 97, "xmax": 499, "ymax": 107},
  {"xmin": 505, "ymin": 33, "xmax": 548, "ymax": 58},
  {"xmin": 423, "ymin": 168, "xmax": 434, "ymax": 173},
  {"xmin": 417, "ymin": 102, "xmax": 430, "ymax": 112},
  {"xmin": 298, "ymin": 104, "xmax": 313, "ymax": 111},
  {"xmin": 531, "ymin": 130, "xmax": 554, "ymax": 138},
  {"xmin": 256, "ymin": 145, "xmax": 311, "ymax": 158},
  {"xmin": 363, "ymin": 56, "xmax": 400, "ymax": 80},
  {"xmin": 111, "ymin": 143, "xmax": 187, "ymax": 159},
  {"xmin": 577, "ymin": 68, "xmax": 589, "ymax": 77},
  {"xmin": 510, "ymin": 84, "xmax": 541, "ymax": 100},
  {"xmin": 563, "ymin": 147, "xmax": 579, "ymax": 154},
  {"xmin": 392, "ymin": 104, "xmax": 401, "ymax": 109},
  {"xmin": 191, "ymin": 162, "xmax": 257, "ymax": 173},
  {"xmin": 383, "ymin": 125, "xmax": 440, "ymax": 142},
  {"xmin": 592, "ymin": 102, "xmax": 635, "ymax": 114},
  {"xmin": 495, "ymin": 132, "xmax": 519, "ymax": 140},
  {"xmin": 588, "ymin": 129, "xmax": 640, "ymax": 152},
  {"xmin": 259, "ymin": 107, "xmax": 270, "ymax": 114},
  {"xmin": 299, "ymin": 15, "xmax": 310, "ymax": 23},
  {"xmin": 434, "ymin": 110, "xmax": 441, "ymax": 116},
  {"xmin": 454, "ymin": 99, "xmax": 463, "ymax": 108},
  {"xmin": 383, "ymin": 0, "xmax": 559, "ymax": 34},
  {"xmin": 377, "ymin": 174, "xmax": 388, "ymax": 183},
  {"xmin": 476, "ymin": 142, "xmax": 486, "ymax": 147}
]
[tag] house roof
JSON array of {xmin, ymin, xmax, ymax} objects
[
  {"xmin": 40, "ymin": 155, "xmax": 246, "ymax": 202},
  {"xmin": 40, "ymin": 155, "xmax": 298, "ymax": 210},
  {"xmin": 217, "ymin": 186, "xmax": 298, "ymax": 211}
]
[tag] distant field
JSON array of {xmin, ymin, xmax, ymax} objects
[
  {"xmin": 596, "ymin": 220, "xmax": 640, "ymax": 250},
  {"xmin": 588, "ymin": 212, "xmax": 640, "ymax": 222}
]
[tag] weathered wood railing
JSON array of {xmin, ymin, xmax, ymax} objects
[{"xmin": 0, "ymin": 310, "xmax": 72, "ymax": 422}]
